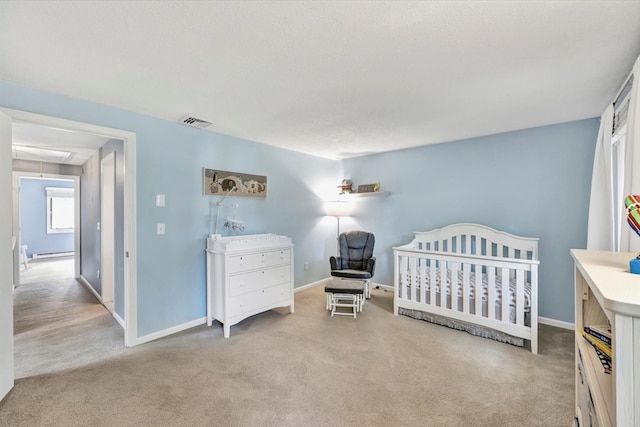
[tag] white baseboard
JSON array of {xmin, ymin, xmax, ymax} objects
[
  {"xmin": 113, "ymin": 311, "xmax": 125, "ymax": 329},
  {"xmin": 539, "ymin": 316, "xmax": 574, "ymax": 330},
  {"xmin": 78, "ymin": 275, "xmax": 102, "ymax": 302},
  {"xmin": 32, "ymin": 251, "xmax": 74, "ymax": 259},
  {"xmin": 136, "ymin": 317, "xmax": 207, "ymax": 346},
  {"xmin": 371, "ymin": 282, "xmax": 394, "ymax": 291},
  {"xmin": 294, "ymin": 277, "xmax": 329, "ymax": 293},
  {"xmin": 294, "ymin": 278, "xmax": 394, "ymax": 293}
]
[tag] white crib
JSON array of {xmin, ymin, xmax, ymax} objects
[{"xmin": 393, "ymin": 223, "xmax": 539, "ymax": 353}]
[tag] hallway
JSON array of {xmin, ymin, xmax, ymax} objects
[{"xmin": 13, "ymin": 257, "xmax": 124, "ymax": 379}]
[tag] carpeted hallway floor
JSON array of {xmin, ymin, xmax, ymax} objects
[{"xmin": 1, "ymin": 258, "xmax": 575, "ymax": 426}]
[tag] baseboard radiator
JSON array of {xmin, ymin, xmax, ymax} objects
[{"xmin": 32, "ymin": 251, "xmax": 74, "ymax": 260}]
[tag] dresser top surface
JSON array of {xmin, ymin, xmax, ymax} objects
[
  {"xmin": 207, "ymin": 233, "xmax": 293, "ymax": 252},
  {"xmin": 571, "ymin": 249, "xmax": 640, "ymax": 317}
]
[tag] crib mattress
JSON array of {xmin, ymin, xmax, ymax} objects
[{"xmin": 405, "ymin": 268, "xmax": 531, "ymax": 311}]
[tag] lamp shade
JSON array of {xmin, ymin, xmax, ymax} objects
[{"xmin": 325, "ymin": 200, "xmax": 350, "ymax": 217}]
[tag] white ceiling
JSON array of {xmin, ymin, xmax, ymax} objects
[
  {"xmin": 11, "ymin": 122, "xmax": 110, "ymax": 166},
  {"xmin": 2, "ymin": 1, "xmax": 640, "ymax": 160}
]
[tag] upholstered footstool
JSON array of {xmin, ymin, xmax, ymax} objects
[{"xmin": 324, "ymin": 279, "xmax": 366, "ymax": 316}]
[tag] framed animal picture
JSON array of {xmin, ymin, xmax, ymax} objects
[{"xmin": 203, "ymin": 168, "xmax": 267, "ymax": 198}]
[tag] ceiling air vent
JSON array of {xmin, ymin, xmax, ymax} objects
[{"xmin": 179, "ymin": 116, "xmax": 212, "ymax": 128}]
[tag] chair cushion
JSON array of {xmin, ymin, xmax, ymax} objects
[
  {"xmin": 338, "ymin": 231, "xmax": 374, "ymax": 271},
  {"xmin": 330, "ymin": 269, "xmax": 372, "ymax": 280},
  {"xmin": 324, "ymin": 279, "xmax": 366, "ymax": 294}
]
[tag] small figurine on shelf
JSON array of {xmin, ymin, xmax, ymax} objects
[{"xmin": 338, "ymin": 179, "xmax": 353, "ymax": 194}]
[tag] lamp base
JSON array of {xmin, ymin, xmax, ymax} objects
[{"xmin": 630, "ymin": 257, "xmax": 640, "ymax": 274}]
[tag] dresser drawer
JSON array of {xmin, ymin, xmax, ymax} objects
[
  {"xmin": 271, "ymin": 249, "xmax": 291, "ymax": 265},
  {"xmin": 228, "ymin": 265, "xmax": 291, "ymax": 297},
  {"xmin": 227, "ymin": 282, "xmax": 291, "ymax": 317},
  {"xmin": 252, "ymin": 251, "xmax": 273, "ymax": 269},
  {"xmin": 228, "ymin": 254, "xmax": 253, "ymax": 273},
  {"xmin": 228, "ymin": 250, "xmax": 287, "ymax": 273}
]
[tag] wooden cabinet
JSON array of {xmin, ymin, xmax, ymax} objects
[
  {"xmin": 207, "ymin": 234, "xmax": 294, "ymax": 338},
  {"xmin": 571, "ymin": 249, "xmax": 640, "ymax": 427}
]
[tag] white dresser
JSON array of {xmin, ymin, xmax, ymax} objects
[
  {"xmin": 206, "ymin": 233, "xmax": 294, "ymax": 338},
  {"xmin": 571, "ymin": 249, "xmax": 640, "ymax": 427}
]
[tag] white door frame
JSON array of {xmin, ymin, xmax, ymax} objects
[
  {"xmin": 12, "ymin": 173, "xmax": 80, "ymax": 287},
  {"xmin": 100, "ymin": 152, "xmax": 115, "ymax": 312},
  {"xmin": 1, "ymin": 107, "xmax": 138, "ymax": 348},
  {"xmin": 0, "ymin": 111, "xmax": 15, "ymax": 400}
]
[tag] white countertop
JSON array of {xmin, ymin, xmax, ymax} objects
[{"xmin": 571, "ymin": 249, "xmax": 640, "ymax": 318}]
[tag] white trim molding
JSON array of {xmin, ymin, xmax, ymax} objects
[
  {"xmin": 112, "ymin": 311, "xmax": 125, "ymax": 329},
  {"xmin": 295, "ymin": 279, "xmax": 394, "ymax": 293},
  {"xmin": 136, "ymin": 317, "xmax": 206, "ymax": 346},
  {"xmin": 78, "ymin": 275, "xmax": 102, "ymax": 303},
  {"xmin": 294, "ymin": 278, "xmax": 329, "ymax": 293},
  {"xmin": 539, "ymin": 316, "xmax": 574, "ymax": 330}
]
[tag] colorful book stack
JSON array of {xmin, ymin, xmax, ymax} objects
[{"xmin": 581, "ymin": 325, "xmax": 612, "ymax": 374}]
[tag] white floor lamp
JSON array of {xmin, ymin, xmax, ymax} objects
[{"xmin": 326, "ymin": 200, "xmax": 350, "ymax": 255}]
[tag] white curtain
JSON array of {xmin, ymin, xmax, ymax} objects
[
  {"xmin": 621, "ymin": 56, "xmax": 640, "ymax": 252},
  {"xmin": 587, "ymin": 105, "xmax": 615, "ymax": 250}
]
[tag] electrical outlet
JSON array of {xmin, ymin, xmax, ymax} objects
[
  {"xmin": 97, "ymin": 269, "xmax": 100, "ymax": 279},
  {"xmin": 304, "ymin": 261, "xmax": 310, "ymax": 271},
  {"xmin": 157, "ymin": 223, "xmax": 165, "ymax": 235}
]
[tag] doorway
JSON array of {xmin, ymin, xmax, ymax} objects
[
  {"xmin": 1, "ymin": 107, "xmax": 138, "ymax": 347},
  {"xmin": 13, "ymin": 174, "xmax": 79, "ymax": 289}
]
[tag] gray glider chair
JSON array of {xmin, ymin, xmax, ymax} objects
[{"xmin": 329, "ymin": 230, "xmax": 376, "ymax": 298}]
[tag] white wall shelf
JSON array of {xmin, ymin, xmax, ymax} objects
[{"xmin": 339, "ymin": 191, "xmax": 390, "ymax": 199}]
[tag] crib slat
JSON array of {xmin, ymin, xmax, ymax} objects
[
  {"xmin": 419, "ymin": 257, "xmax": 426, "ymax": 304},
  {"xmin": 487, "ymin": 266, "xmax": 496, "ymax": 319},
  {"xmin": 400, "ymin": 255, "xmax": 408, "ymax": 299},
  {"xmin": 439, "ymin": 261, "xmax": 447, "ymax": 308},
  {"xmin": 429, "ymin": 262, "xmax": 437, "ymax": 306},
  {"xmin": 475, "ymin": 263, "xmax": 483, "ymax": 317},
  {"xmin": 450, "ymin": 262, "xmax": 459, "ymax": 311},
  {"xmin": 501, "ymin": 267, "xmax": 509, "ymax": 322},
  {"xmin": 462, "ymin": 263, "xmax": 471, "ymax": 314},
  {"xmin": 410, "ymin": 257, "xmax": 417, "ymax": 301},
  {"xmin": 516, "ymin": 269, "xmax": 525, "ymax": 326},
  {"xmin": 507, "ymin": 247, "xmax": 516, "ymax": 280}
]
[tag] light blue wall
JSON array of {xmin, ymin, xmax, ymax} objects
[
  {"xmin": 1, "ymin": 80, "xmax": 598, "ymax": 333},
  {"xmin": 341, "ymin": 119, "xmax": 599, "ymax": 323},
  {"xmin": 1, "ymin": 80, "xmax": 339, "ymax": 337},
  {"xmin": 19, "ymin": 177, "xmax": 74, "ymax": 258},
  {"xmin": 79, "ymin": 139, "xmax": 126, "ymax": 319}
]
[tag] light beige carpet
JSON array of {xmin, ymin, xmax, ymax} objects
[{"xmin": 1, "ymin": 259, "xmax": 575, "ymax": 426}]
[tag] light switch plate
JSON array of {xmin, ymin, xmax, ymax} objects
[
  {"xmin": 157, "ymin": 223, "xmax": 165, "ymax": 235},
  {"xmin": 156, "ymin": 194, "xmax": 165, "ymax": 207}
]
